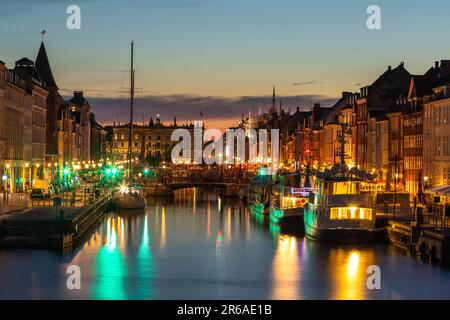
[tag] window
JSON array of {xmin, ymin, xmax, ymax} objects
[
  {"xmin": 121, "ymin": 134, "xmax": 125, "ymax": 140},
  {"xmin": 114, "ymin": 134, "xmax": 118, "ymax": 140},
  {"xmin": 330, "ymin": 207, "xmax": 372, "ymax": 221}
]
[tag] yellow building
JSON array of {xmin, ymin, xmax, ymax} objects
[
  {"xmin": 0, "ymin": 58, "xmax": 48, "ymax": 192},
  {"xmin": 110, "ymin": 117, "xmax": 197, "ymax": 163},
  {"xmin": 423, "ymin": 86, "xmax": 450, "ymax": 187}
]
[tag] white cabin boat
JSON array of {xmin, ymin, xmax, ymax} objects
[{"xmin": 304, "ymin": 176, "xmax": 377, "ymax": 242}]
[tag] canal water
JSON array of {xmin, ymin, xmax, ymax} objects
[{"xmin": 1, "ymin": 189, "xmax": 450, "ymax": 300}]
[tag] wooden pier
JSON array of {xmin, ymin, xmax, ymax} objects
[
  {"xmin": 387, "ymin": 208, "xmax": 450, "ymax": 264},
  {"xmin": 0, "ymin": 193, "xmax": 114, "ymax": 251}
]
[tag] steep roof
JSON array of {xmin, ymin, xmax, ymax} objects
[
  {"xmin": 69, "ymin": 91, "xmax": 90, "ymax": 107},
  {"xmin": 409, "ymin": 73, "xmax": 450, "ymax": 99},
  {"xmin": 370, "ymin": 63, "xmax": 411, "ymax": 99},
  {"xmin": 324, "ymin": 92, "xmax": 354, "ymax": 125},
  {"xmin": 409, "ymin": 75, "xmax": 439, "ymax": 98},
  {"xmin": 35, "ymin": 41, "xmax": 58, "ymax": 88},
  {"xmin": 14, "ymin": 57, "xmax": 43, "ymax": 87},
  {"xmin": 284, "ymin": 108, "xmax": 310, "ymax": 129}
]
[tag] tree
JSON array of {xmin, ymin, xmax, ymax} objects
[{"xmin": 146, "ymin": 153, "xmax": 162, "ymax": 167}]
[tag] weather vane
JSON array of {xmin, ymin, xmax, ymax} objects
[{"xmin": 41, "ymin": 30, "xmax": 46, "ymax": 41}]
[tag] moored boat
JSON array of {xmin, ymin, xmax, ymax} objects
[
  {"xmin": 303, "ymin": 170, "xmax": 378, "ymax": 243},
  {"xmin": 270, "ymin": 186, "xmax": 311, "ymax": 225},
  {"xmin": 248, "ymin": 175, "xmax": 271, "ymax": 216},
  {"xmin": 116, "ymin": 185, "xmax": 146, "ymax": 210},
  {"xmin": 115, "ymin": 41, "xmax": 146, "ymax": 211}
]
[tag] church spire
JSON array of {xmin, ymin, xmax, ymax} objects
[
  {"xmin": 35, "ymin": 40, "xmax": 58, "ymax": 88},
  {"xmin": 272, "ymin": 85, "xmax": 276, "ymax": 110},
  {"xmin": 269, "ymin": 85, "xmax": 277, "ymax": 114}
]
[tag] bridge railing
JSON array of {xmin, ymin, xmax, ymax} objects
[{"xmin": 168, "ymin": 176, "xmax": 251, "ymax": 184}]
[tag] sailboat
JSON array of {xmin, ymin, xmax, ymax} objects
[{"xmin": 116, "ymin": 41, "xmax": 147, "ymax": 210}]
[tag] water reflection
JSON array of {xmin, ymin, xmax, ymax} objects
[
  {"xmin": 1, "ymin": 189, "xmax": 450, "ymax": 299},
  {"xmin": 94, "ymin": 216, "xmax": 128, "ymax": 299},
  {"xmin": 137, "ymin": 212, "xmax": 154, "ymax": 299},
  {"xmin": 271, "ymin": 235, "xmax": 301, "ymax": 299}
]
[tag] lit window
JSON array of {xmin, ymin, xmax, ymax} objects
[{"xmin": 330, "ymin": 207, "xmax": 372, "ymax": 221}]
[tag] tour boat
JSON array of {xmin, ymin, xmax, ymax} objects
[
  {"xmin": 270, "ymin": 186, "xmax": 311, "ymax": 225},
  {"xmin": 303, "ymin": 169, "xmax": 377, "ymax": 242},
  {"xmin": 116, "ymin": 185, "xmax": 146, "ymax": 209},
  {"xmin": 248, "ymin": 176, "xmax": 271, "ymax": 216},
  {"xmin": 116, "ymin": 41, "xmax": 146, "ymax": 210}
]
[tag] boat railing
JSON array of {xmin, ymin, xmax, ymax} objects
[{"xmin": 283, "ymin": 187, "xmax": 316, "ymax": 197}]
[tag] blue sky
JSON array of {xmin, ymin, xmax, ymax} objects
[{"xmin": 1, "ymin": 0, "xmax": 449, "ymax": 128}]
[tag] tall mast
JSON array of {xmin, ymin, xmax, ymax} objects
[{"xmin": 128, "ymin": 41, "xmax": 135, "ymax": 183}]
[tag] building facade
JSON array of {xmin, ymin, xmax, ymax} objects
[
  {"xmin": 423, "ymin": 90, "xmax": 450, "ymax": 187},
  {"xmin": 0, "ymin": 58, "xmax": 49, "ymax": 192},
  {"xmin": 110, "ymin": 117, "xmax": 197, "ymax": 164}
]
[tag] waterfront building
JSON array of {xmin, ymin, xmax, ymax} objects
[
  {"xmin": 13, "ymin": 58, "xmax": 48, "ymax": 190},
  {"xmin": 310, "ymin": 103, "xmax": 330, "ymax": 169},
  {"xmin": 34, "ymin": 41, "xmax": 103, "ymax": 179},
  {"xmin": 355, "ymin": 63, "xmax": 412, "ymax": 173},
  {"xmin": 90, "ymin": 113, "xmax": 108, "ymax": 161},
  {"xmin": 35, "ymin": 41, "xmax": 61, "ymax": 168},
  {"xmin": 69, "ymin": 91, "xmax": 91, "ymax": 161},
  {"xmin": 374, "ymin": 113, "xmax": 389, "ymax": 188},
  {"xmin": 321, "ymin": 92, "xmax": 356, "ymax": 168},
  {"xmin": 110, "ymin": 116, "xmax": 197, "ymax": 163},
  {"xmin": 0, "ymin": 58, "xmax": 49, "ymax": 192},
  {"xmin": 0, "ymin": 62, "xmax": 4, "ymax": 178},
  {"xmin": 423, "ymin": 80, "xmax": 450, "ymax": 187}
]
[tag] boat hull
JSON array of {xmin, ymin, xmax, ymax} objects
[
  {"xmin": 304, "ymin": 208, "xmax": 379, "ymax": 243},
  {"xmin": 270, "ymin": 207, "xmax": 304, "ymax": 225},
  {"xmin": 249, "ymin": 201, "xmax": 269, "ymax": 216},
  {"xmin": 270, "ymin": 206, "xmax": 304, "ymax": 235},
  {"xmin": 116, "ymin": 194, "xmax": 146, "ymax": 210}
]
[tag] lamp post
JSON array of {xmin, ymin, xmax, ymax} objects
[{"xmin": 5, "ymin": 163, "xmax": 11, "ymax": 195}]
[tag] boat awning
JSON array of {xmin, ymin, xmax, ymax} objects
[{"xmin": 425, "ymin": 185, "xmax": 450, "ymax": 195}]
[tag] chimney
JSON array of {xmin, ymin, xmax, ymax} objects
[
  {"xmin": 435, "ymin": 61, "xmax": 440, "ymax": 69},
  {"xmin": 173, "ymin": 117, "xmax": 177, "ymax": 126},
  {"xmin": 388, "ymin": 66, "xmax": 392, "ymax": 71}
]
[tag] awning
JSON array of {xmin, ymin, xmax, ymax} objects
[{"xmin": 425, "ymin": 185, "xmax": 450, "ymax": 195}]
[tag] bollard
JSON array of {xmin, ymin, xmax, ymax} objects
[{"xmin": 417, "ymin": 207, "xmax": 423, "ymax": 226}]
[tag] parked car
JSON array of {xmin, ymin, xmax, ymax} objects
[{"xmin": 30, "ymin": 189, "xmax": 45, "ymax": 200}]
